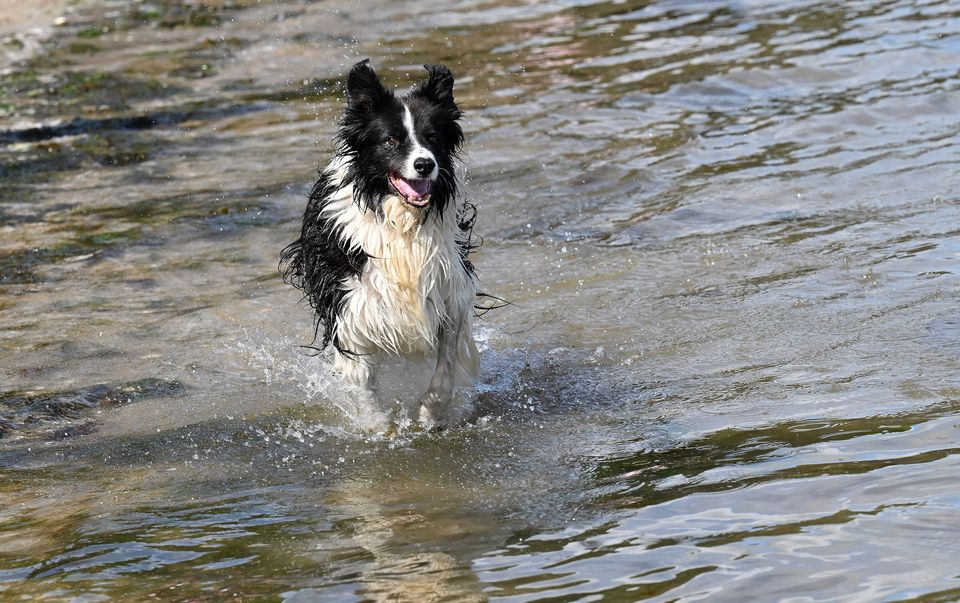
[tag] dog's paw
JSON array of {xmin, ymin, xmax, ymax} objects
[
  {"xmin": 361, "ymin": 411, "xmax": 392, "ymax": 435},
  {"xmin": 418, "ymin": 396, "xmax": 449, "ymax": 431}
]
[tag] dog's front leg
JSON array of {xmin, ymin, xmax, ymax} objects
[
  {"xmin": 334, "ymin": 347, "xmax": 391, "ymax": 434},
  {"xmin": 420, "ymin": 311, "xmax": 464, "ymax": 428}
]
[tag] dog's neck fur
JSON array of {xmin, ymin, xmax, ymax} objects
[
  {"xmin": 324, "ymin": 156, "xmax": 459, "ymax": 296},
  {"xmin": 319, "ymin": 157, "xmax": 472, "ymax": 371}
]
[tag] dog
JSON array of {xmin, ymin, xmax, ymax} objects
[{"xmin": 280, "ymin": 60, "xmax": 481, "ymax": 429}]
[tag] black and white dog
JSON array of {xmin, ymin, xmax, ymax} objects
[{"xmin": 280, "ymin": 60, "xmax": 480, "ymax": 428}]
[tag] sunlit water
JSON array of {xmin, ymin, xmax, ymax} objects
[{"xmin": 2, "ymin": 0, "xmax": 959, "ymax": 600}]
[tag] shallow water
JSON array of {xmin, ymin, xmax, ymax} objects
[{"xmin": 1, "ymin": 0, "xmax": 959, "ymax": 600}]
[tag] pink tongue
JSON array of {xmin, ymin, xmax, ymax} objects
[{"xmin": 394, "ymin": 176, "xmax": 431, "ymax": 198}]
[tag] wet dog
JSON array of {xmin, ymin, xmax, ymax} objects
[{"xmin": 280, "ymin": 60, "xmax": 480, "ymax": 429}]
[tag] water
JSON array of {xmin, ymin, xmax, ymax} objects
[{"xmin": 1, "ymin": 0, "xmax": 959, "ymax": 599}]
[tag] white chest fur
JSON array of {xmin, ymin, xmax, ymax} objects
[{"xmin": 322, "ymin": 174, "xmax": 475, "ymax": 359}]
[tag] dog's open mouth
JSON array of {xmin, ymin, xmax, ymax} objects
[{"xmin": 389, "ymin": 173, "xmax": 432, "ymax": 207}]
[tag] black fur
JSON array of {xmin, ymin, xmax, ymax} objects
[
  {"xmin": 280, "ymin": 61, "xmax": 475, "ymax": 354},
  {"xmin": 279, "ymin": 171, "xmax": 367, "ymax": 355}
]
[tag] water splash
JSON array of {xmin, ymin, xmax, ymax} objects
[{"xmin": 226, "ymin": 324, "xmax": 522, "ymax": 436}]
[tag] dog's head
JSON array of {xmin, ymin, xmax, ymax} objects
[{"xmin": 336, "ymin": 60, "xmax": 464, "ymax": 216}]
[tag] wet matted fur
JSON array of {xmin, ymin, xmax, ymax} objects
[{"xmin": 280, "ymin": 60, "xmax": 481, "ymax": 428}]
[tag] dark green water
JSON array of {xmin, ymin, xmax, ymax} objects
[{"xmin": 1, "ymin": 0, "xmax": 959, "ymax": 600}]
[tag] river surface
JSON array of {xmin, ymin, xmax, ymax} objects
[{"xmin": 1, "ymin": 0, "xmax": 959, "ymax": 600}]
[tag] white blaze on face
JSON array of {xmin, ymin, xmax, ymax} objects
[{"xmin": 401, "ymin": 103, "xmax": 438, "ymax": 181}]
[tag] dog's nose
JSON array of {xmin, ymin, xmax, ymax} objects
[{"xmin": 413, "ymin": 157, "xmax": 435, "ymax": 176}]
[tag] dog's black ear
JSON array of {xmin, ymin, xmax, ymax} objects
[
  {"xmin": 417, "ymin": 64, "xmax": 457, "ymax": 109},
  {"xmin": 346, "ymin": 59, "xmax": 390, "ymax": 110}
]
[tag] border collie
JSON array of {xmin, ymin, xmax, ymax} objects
[{"xmin": 280, "ymin": 60, "xmax": 480, "ymax": 429}]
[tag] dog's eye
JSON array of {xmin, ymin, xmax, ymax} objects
[
  {"xmin": 386, "ymin": 136, "xmax": 400, "ymax": 147},
  {"xmin": 425, "ymin": 133, "xmax": 439, "ymax": 144}
]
